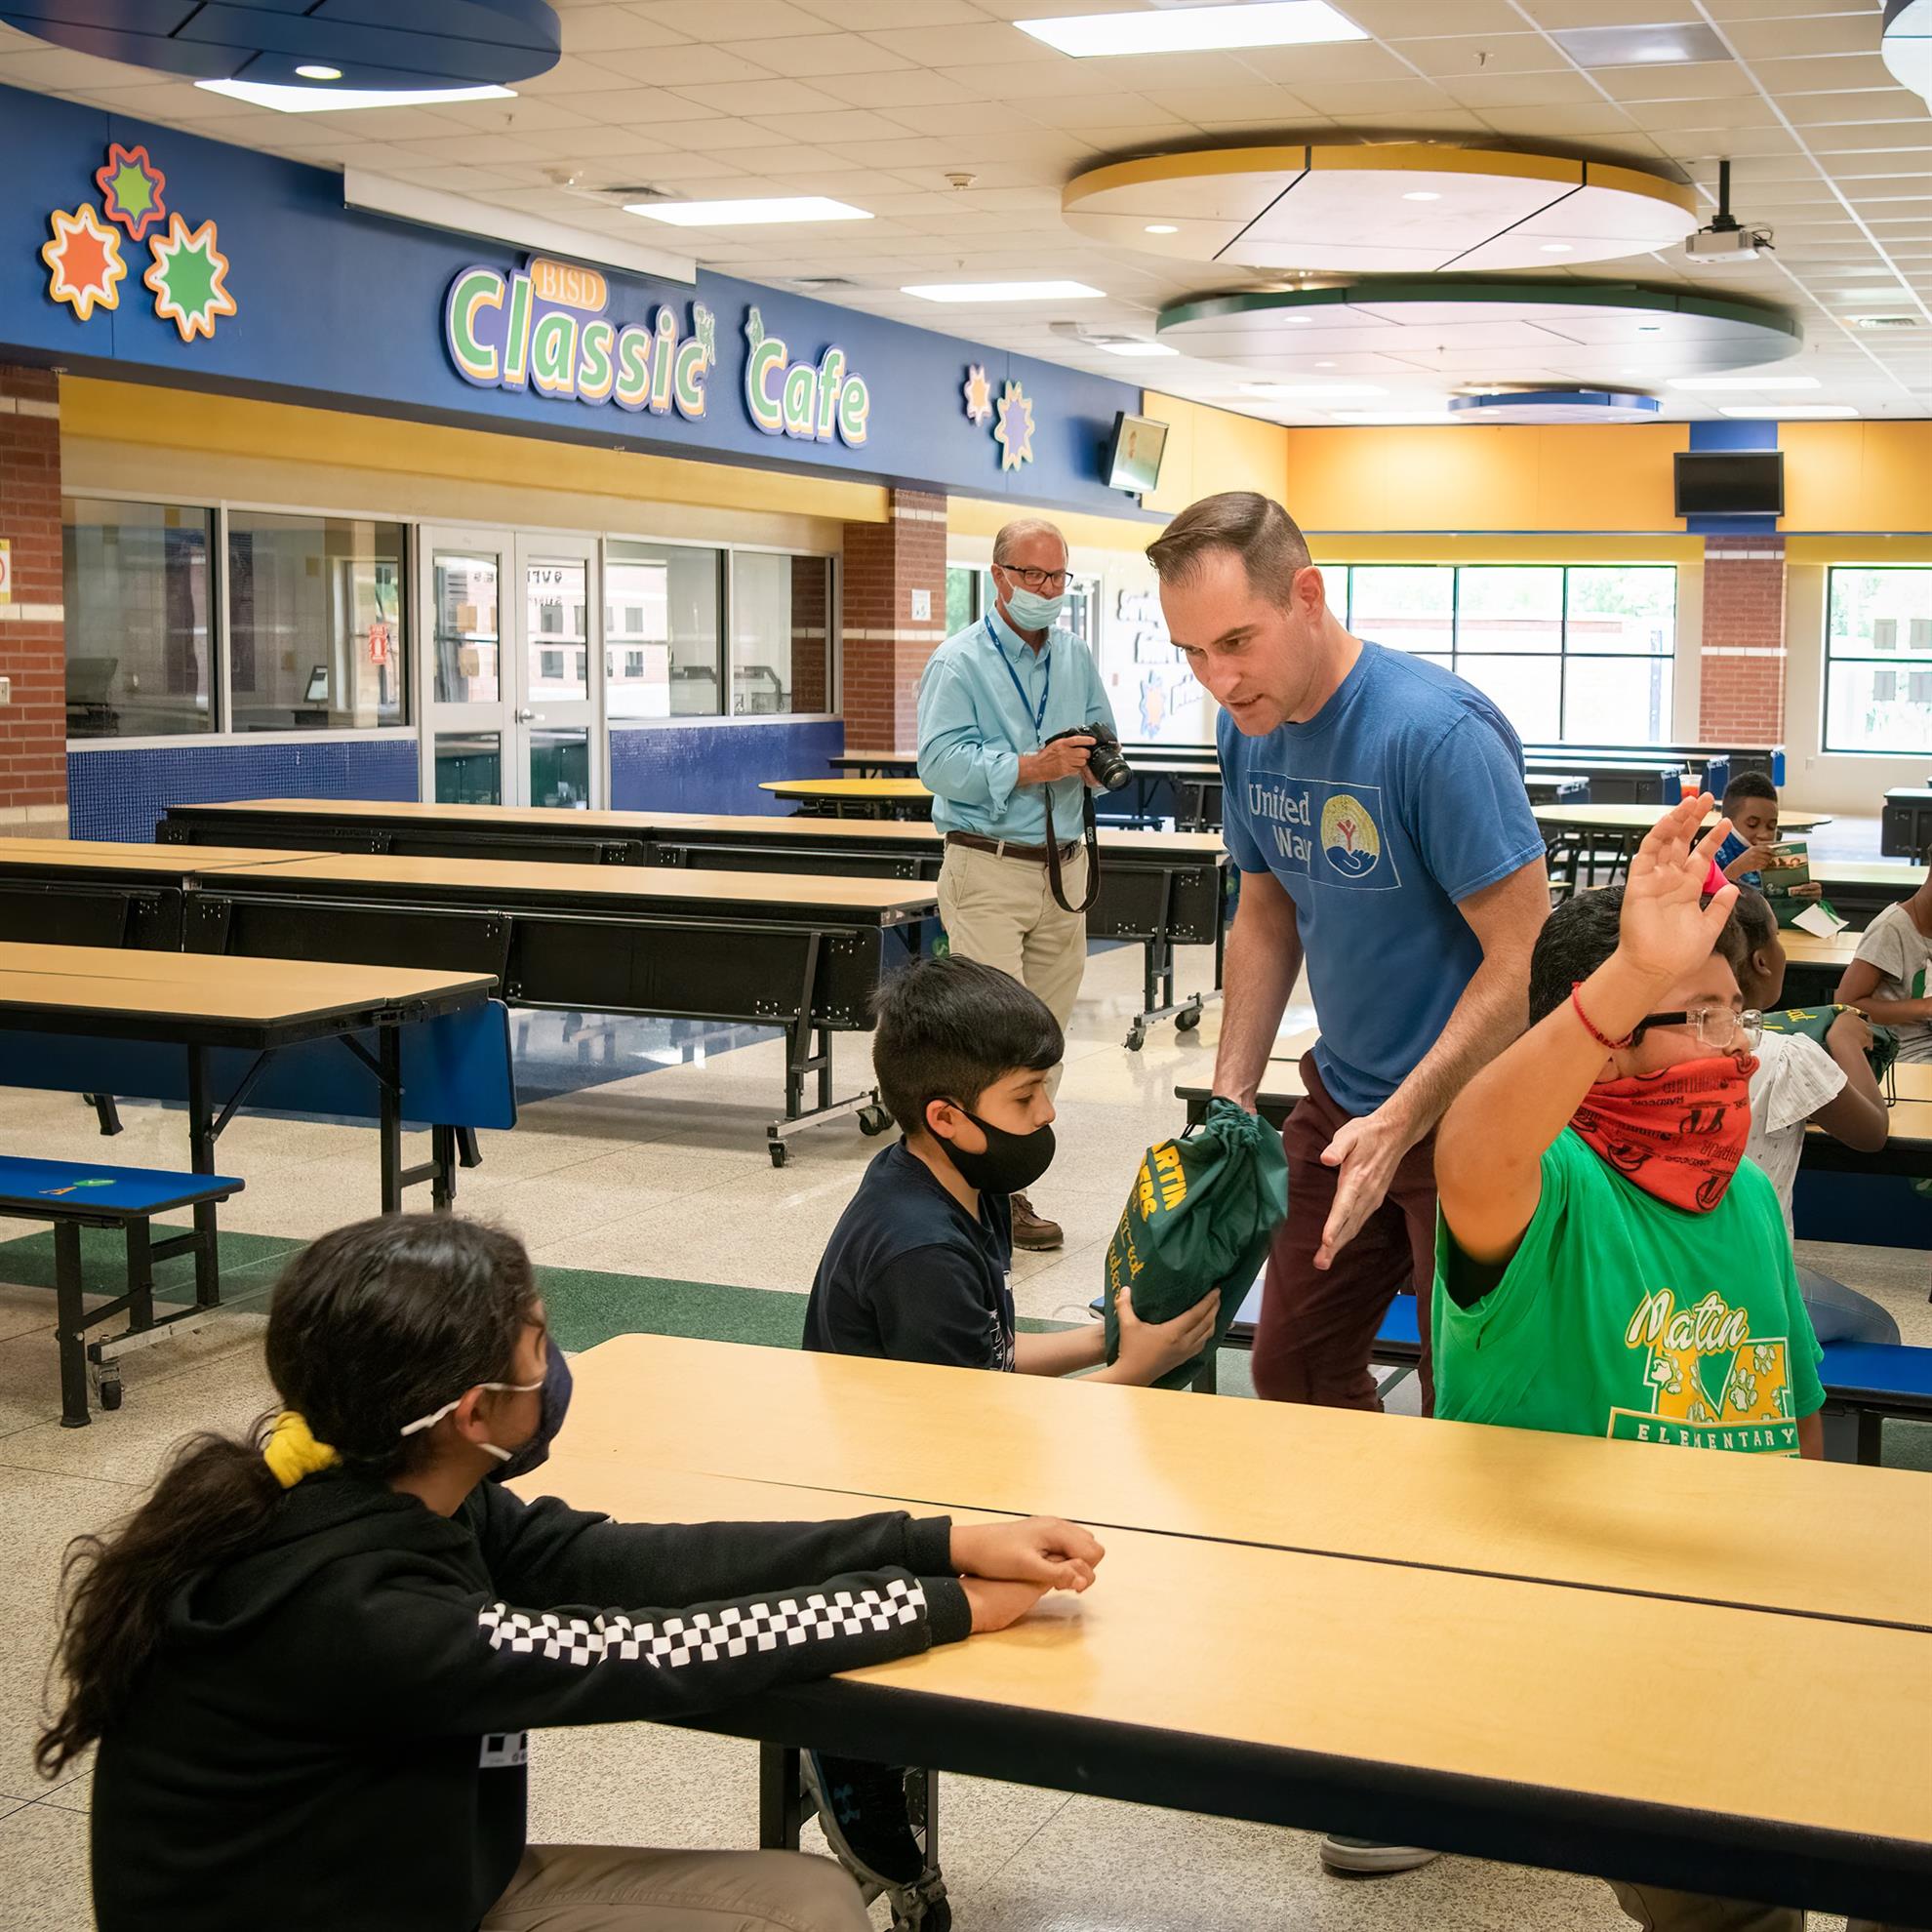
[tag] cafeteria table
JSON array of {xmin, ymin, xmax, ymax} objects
[
  {"xmin": 1536, "ymin": 804, "xmax": 1831, "ymax": 894},
  {"xmin": 530, "ymin": 1336, "xmax": 1932, "ymax": 1919},
  {"xmin": 760, "ymin": 777, "xmax": 933, "ymax": 820}
]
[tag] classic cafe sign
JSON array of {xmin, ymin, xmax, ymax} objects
[{"xmin": 442, "ymin": 259, "xmax": 870, "ymax": 447}]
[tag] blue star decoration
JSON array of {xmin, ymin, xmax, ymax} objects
[{"xmin": 992, "ymin": 380, "xmax": 1034, "ymax": 469}]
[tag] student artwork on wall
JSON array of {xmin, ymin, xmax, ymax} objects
[
  {"xmin": 961, "ymin": 364, "xmax": 993, "ymax": 425},
  {"xmin": 41, "ymin": 140, "xmax": 234, "ymax": 342},
  {"xmin": 992, "ymin": 379, "xmax": 1035, "ymax": 470}
]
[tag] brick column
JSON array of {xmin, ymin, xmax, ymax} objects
[
  {"xmin": 0, "ymin": 366, "xmax": 65, "ymax": 837},
  {"xmin": 839, "ymin": 489, "xmax": 946, "ymax": 751},
  {"xmin": 789, "ymin": 554, "xmax": 828, "ymax": 715},
  {"xmin": 1699, "ymin": 536, "xmax": 1787, "ymax": 742}
]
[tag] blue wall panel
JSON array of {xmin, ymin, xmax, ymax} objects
[
  {"xmin": 0, "ymin": 84, "xmax": 1156, "ymax": 521},
  {"xmin": 609, "ymin": 721, "xmax": 844, "ymax": 817},
  {"xmin": 68, "ymin": 738, "xmax": 419, "ymax": 842}
]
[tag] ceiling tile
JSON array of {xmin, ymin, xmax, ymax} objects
[
  {"xmin": 790, "ymin": 0, "xmax": 987, "ymax": 26},
  {"xmin": 812, "ymin": 67, "xmax": 981, "ymax": 106},
  {"xmin": 558, "ymin": 7, "xmax": 695, "ymax": 50},
  {"xmin": 1787, "ymin": 88, "xmax": 1932, "ymax": 126},
  {"xmin": 629, "ymin": 0, "xmax": 842, "ymax": 35},
  {"xmin": 865, "ymin": 22, "xmax": 1059, "ymax": 63},
  {"xmin": 668, "ymin": 76, "xmax": 848, "ymax": 112},
  {"xmin": 1389, "ymin": 32, "xmax": 1574, "ymax": 78},
  {"xmin": 598, "ymin": 45, "xmax": 777, "ymax": 83},
  {"xmin": 1434, "ymin": 69, "xmax": 1610, "ymax": 109}
]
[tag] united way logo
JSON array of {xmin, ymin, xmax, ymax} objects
[{"xmin": 1319, "ymin": 793, "xmax": 1380, "ymax": 879}]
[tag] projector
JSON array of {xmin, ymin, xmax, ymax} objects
[{"xmin": 1686, "ymin": 222, "xmax": 1772, "ymax": 264}]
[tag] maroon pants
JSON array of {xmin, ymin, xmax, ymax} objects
[{"xmin": 1252, "ymin": 1053, "xmax": 1438, "ymax": 1414}]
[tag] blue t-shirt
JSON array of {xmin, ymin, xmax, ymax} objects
[
  {"xmin": 1220, "ymin": 642, "xmax": 1546, "ymax": 1117},
  {"xmin": 1713, "ymin": 829, "xmax": 1761, "ymax": 890}
]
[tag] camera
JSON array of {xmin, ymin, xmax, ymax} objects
[{"xmin": 1046, "ymin": 721, "xmax": 1132, "ymax": 792}]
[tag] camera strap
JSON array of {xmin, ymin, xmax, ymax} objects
[{"xmin": 1041, "ymin": 782, "xmax": 1102, "ymax": 917}]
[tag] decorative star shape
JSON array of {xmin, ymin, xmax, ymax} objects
[
  {"xmin": 95, "ymin": 141, "xmax": 168, "ymax": 241},
  {"xmin": 143, "ymin": 213, "xmax": 236, "ymax": 343},
  {"xmin": 41, "ymin": 204, "xmax": 127, "ymax": 323},
  {"xmin": 992, "ymin": 380, "xmax": 1035, "ymax": 469},
  {"xmin": 962, "ymin": 363, "xmax": 992, "ymax": 425},
  {"xmin": 692, "ymin": 301, "xmax": 717, "ymax": 369}
]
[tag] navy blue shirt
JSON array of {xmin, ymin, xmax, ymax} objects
[
  {"xmin": 1220, "ymin": 641, "xmax": 1545, "ymax": 1117},
  {"xmin": 803, "ymin": 1142, "xmax": 1016, "ymax": 1371}
]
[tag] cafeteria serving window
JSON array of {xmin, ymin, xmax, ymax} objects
[
  {"xmin": 731, "ymin": 551, "xmax": 832, "ymax": 715},
  {"xmin": 62, "ymin": 497, "xmax": 216, "ymax": 738},
  {"xmin": 1825, "ymin": 566, "xmax": 1932, "ymax": 754},
  {"xmin": 226, "ymin": 510, "xmax": 408, "ymax": 732},
  {"xmin": 605, "ymin": 540, "xmax": 724, "ymax": 719}
]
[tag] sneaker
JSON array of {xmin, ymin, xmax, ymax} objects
[
  {"xmin": 1011, "ymin": 1194, "xmax": 1064, "ymax": 1251},
  {"xmin": 1319, "ymin": 1835, "xmax": 1440, "ymax": 1875},
  {"xmin": 803, "ymin": 1753, "xmax": 950, "ymax": 1930}
]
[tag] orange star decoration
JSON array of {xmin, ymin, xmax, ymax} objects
[
  {"xmin": 42, "ymin": 204, "xmax": 127, "ymax": 323},
  {"xmin": 143, "ymin": 213, "xmax": 237, "ymax": 343},
  {"xmin": 992, "ymin": 380, "xmax": 1035, "ymax": 470},
  {"xmin": 962, "ymin": 364, "xmax": 992, "ymax": 425},
  {"xmin": 95, "ymin": 142, "xmax": 168, "ymax": 242}
]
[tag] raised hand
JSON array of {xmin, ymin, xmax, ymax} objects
[{"xmin": 1619, "ymin": 794, "xmax": 1740, "ymax": 986}]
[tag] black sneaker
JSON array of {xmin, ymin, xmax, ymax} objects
[{"xmin": 803, "ymin": 1752, "xmax": 950, "ymax": 1930}]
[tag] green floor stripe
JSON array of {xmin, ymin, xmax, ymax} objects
[{"xmin": 0, "ymin": 1227, "xmax": 303, "ymax": 1303}]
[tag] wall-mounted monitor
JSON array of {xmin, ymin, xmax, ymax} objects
[
  {"xmin": 1105, "ymin": 412, "xmax": 1168, "ymax": 495},
  {"xmin": 1673, "ymin": 450, "xmax": 1785, "ymax": 517}
]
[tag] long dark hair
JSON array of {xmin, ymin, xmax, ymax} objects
[{"xmin": 36, "ymin": 1214, "xmax": 537, "ymax": 1778}]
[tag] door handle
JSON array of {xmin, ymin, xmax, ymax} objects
[{"xmin": 515, "ymin": 707, "xmax": 543, "ymax": 722}]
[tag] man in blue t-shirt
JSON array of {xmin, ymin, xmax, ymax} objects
[{"xmin": 1148, "ymin": 493, "xmax": 1550, "ymax": 1429}]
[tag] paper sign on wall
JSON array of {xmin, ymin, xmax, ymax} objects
[
  {"xmin": 911, "ymin": 588, "xmax": 931, "ymax": 622},
  {"xmin": 0, "ymin": 539, "xmax": 11, "ymax": 603}
]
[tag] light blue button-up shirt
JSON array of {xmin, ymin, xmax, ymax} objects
[{"xmin": 916, "ymin": 606, "xmax": 1119, "ymax": 845}]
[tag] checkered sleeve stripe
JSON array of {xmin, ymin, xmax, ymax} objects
[{"xmin": 475, "ymin": 1578, "xmax": 927, "ymax": 1670}]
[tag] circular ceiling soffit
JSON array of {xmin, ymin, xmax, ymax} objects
[
  {"xmin": 1063, "ymin": 143, "xmax": 1699, "ymax": 274},
  {"xmin": 1448, "ymin": 389, "xmax": 1661, "ymax": 424},
  {"xmin": 0, "ymin": 0, "xmax": 562, "ymax": 89},
  {"xmin": 1882, "ymin": 0, "xmax": 1932, "ymax": 100},
  {"xmin": 1154, "ymin": 281, "xmax": 1803, "ymax": 389}
]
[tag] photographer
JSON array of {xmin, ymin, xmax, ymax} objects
[{"xmin": 917, "ymin": 517, "xmax": 1119, "ymax": 1251}]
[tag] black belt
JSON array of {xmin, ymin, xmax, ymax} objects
[{"xmin": 945, "ymin": 831, "xmax": 1080, "ymax": 864}]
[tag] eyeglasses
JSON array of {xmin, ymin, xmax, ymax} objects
[
  {"xmin": 1631, "ymin": 1007, "xmax": 1763, "ymax": 1053},
  {"xmin": 995, "ymin": 564, "xmax": 1070, "ymax": 591}
]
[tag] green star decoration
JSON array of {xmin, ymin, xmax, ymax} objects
[
  {"xmin": 95, "ymin": 141, "xmax": 167, "ymax": 242},
  {"xmin": 143, "ymin": 213, "xmax": 237, "ymax": 344}
]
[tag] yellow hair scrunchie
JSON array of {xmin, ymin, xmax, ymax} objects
[{"xmin": 262, "ymin": 1411, "xmax": 341, "ymax": 1489}]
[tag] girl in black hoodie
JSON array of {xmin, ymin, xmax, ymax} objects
[{"xmin": 37, "ymin": 1214, "xmax": 1102, "ymax": 1932}]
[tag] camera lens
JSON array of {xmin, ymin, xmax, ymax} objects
[{"xmin": 1088, "ymin": 738, "xmax": 1132, "ymax": 792}]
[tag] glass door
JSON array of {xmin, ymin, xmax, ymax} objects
[{"xmin": 418, "ymin": 527, "xmax": 604, "ymax": 808}]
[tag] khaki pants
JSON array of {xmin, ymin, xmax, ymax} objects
[
  {"xmin": 1611, "ymin": 1880, "xmax": 1914, "ymax": 1932},
  {"xmin": 483, "ymin": 1843, "xmax": 870, "ymax": 1932},
  {"xmin": 938, "ymin": 841, "xmax": 1088, "ymax": 1094}
]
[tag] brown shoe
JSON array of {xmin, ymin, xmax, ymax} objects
[{"xmin": 1010, "ymin": 1194, "xmax": 1064, "ymax": 1251}]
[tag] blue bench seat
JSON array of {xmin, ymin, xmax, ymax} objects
[{"xmin": 0, "ymin": 1153, "xmax": 243, "ymax": 1429}]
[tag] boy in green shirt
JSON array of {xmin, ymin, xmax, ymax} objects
[{"xmin": 1432, "ymin": 796, "xmax": 1830, "ymax": 1932}]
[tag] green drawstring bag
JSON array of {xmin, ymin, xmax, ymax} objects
[
  {"xmin": 1103, "ymin": 1098, "xmax": 1289, "ymax": 1390},
  {"xmin": 1758, "ymin": 1004, "xmax": 1899, "ymax": 1084}
]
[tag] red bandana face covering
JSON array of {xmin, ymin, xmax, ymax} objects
[{"xmin": 1569, "ymin": 1054, "xmax": 1758, "ymax": 1214}]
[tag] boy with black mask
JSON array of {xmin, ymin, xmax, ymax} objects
[{"xmin": 801, "ymin": 955, "xmax": 1218, "ymax": 1924}]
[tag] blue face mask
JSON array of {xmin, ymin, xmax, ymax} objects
[{"xmin": 1003, "ymin": 583, "xmax": 1067, "ymax": 632}]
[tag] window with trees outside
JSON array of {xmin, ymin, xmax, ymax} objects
[
  {"xmin": 1341, "ymin": 563, "xmax": 1676, "ymax": 743},
  {"xmin": 1825, "ymin": 567, "xmax": 1932, "ymax": 754}
]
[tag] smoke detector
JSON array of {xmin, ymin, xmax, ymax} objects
[{"xmin": 944, "ymin": 171, "xmax": 977, "ymax": 191}]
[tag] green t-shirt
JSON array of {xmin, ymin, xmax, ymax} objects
[{"xmin": 1433, "ymin": 1129, "xmax": 1825, "ymax": 1456}]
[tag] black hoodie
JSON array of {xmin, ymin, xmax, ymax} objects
[{"xmin": 91, "ymin": 1470, "xmax": 969, "ymax": 1932}]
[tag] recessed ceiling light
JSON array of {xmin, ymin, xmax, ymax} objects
[
  {"xmin": 1016, "ymin": 0, "xmax": 1366, "ymax": 59},
  {"xmin": 1241, "ymin": 382, "xmax": 1386, "ymax": 398},
  {"xmin": 294, "ymin": 64, "xmax": 342, "ymax": 81},
  {"xmin": 1717, "ymin": 404, "xmax": 1857, "ymax": 420},
  {"xmin": 628, "ymin": 196, "xmax": 871, "ymax": 227},
  {"xmin": 196, "ymin": 78, "xmax": 516, "ymax": 111},
  {"xmin": 1550, "ymin": 23, "xmax": 1731, "ymax": 69},
  {"xmin": 1402, "ymin": 191, "xmax": 1440, "ymax": 203},
  {"xmin": 902, "ymin": 280, "xmax": 1105, "ymax": 302},
  {"xmin": 1314, "ymin": 360, "xmax": 1336, "ymax": 368},
  {"xmin": 1667, "ymin": 376, "xmax": 1822, "ymax": 392},
  {"xmin": 1097, "ymin": 340, "xmax": 1179, "ymax": 357},
  {"xmin": 1540, "ymin": 243, "xmax": 1573, "ymax": 254},
  {"xmin": 1145, "ymin": 223, "xmax": 1179, "ymax": 235}
]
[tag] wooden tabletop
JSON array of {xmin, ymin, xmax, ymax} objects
[
  {"xmin": 1780, "ymin": 930, "xmax": 1859, "ymax": 970},
  {"xmin": 0, "ymin": 942, "xmax": 494, "ymax": 1026},
  {"xmin": 526, "ymin": 1449, "xmax": 1932, "ymax": 1870},
  {"xmin": 1811, "ymin": 859, "xmax": 1923, "ymax": 887},
  {"xmin": 209, "ymin": 851, "xmax": 942, "ymax": 918},
  {"xmin": 0, "ymin": 838, "xmax": 313, "ymax": 875},
  {"xmin": 1535, "ymin": 805, "xmax": 1831, "ymax": 835},
  {"xmin": 761, "ymin": 778, "xmax": 932, "ymax": 801},
  {"xmin": 556, "ymin": 1336, "xmax": 1932, "ymax": 1634}
]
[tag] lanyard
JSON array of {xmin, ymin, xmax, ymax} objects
[{"xmin": 986, "ymin": 617, "xmax": 1050, "ymax": 744}]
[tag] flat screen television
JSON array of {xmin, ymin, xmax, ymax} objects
[
  {"xmin": 1674, "ymin": 450, "xmax": 1785, "ymax": 517},
  {"xmin": 1105, "ymin": 412, "xmax": 1168, "ymax": 495}
]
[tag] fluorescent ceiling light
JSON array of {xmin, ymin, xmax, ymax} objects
[
  {"xmin": 295, "ymin": 64, "xmax": 342, "ymax": 80},
  {"xmin": 629, "ymin": 196, "xmax": 871, "ymax": 227},
  {"xmin": 1145, "ymin": 223, "xmax": 1179, "ymax": 234},
  {"xmin": 1097, "ymin": 341, "xmax": 1179, "ymax": 357},
  {"xmin": 1242, "ymin": 382, "xmax": 1386, "ymax": 398},
  {"xmin": 1550, "ymin": 23, "xmax": 1730, "ymax": 68},
  {"xmin": 902, "ymin": 280, "xmax": 1104, "ymax": 302},
  {"xmin": 1017, "ymin": 1, "xmax": 1366, "ymax": 60},
  {"xmin": 1717, "ymin": 404, "xmax": 1857, "ymax": 419},
  {"xmin": 1402, "ymin": 191, "xmax": 1440, "ymax": 203},
  {"xmin": 1667, "ymin": 376, "xmax": 1822, "ymax": 391},
  {"xmin": 196, "ymin": 78, "xmax": 515, "ymax": 111},
  {"xmin": 1540, "ymin": 243, "xmax": 1572, "ymax": 254}
]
